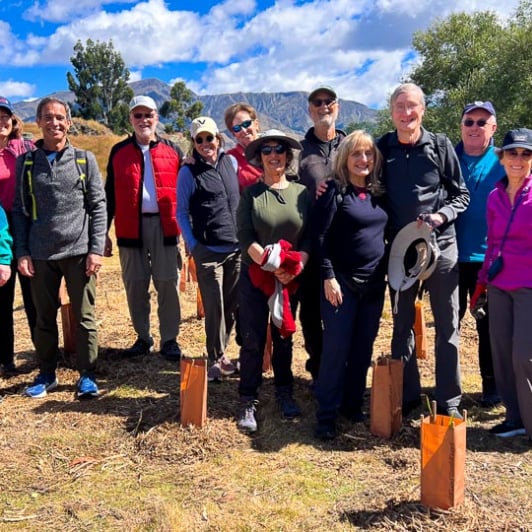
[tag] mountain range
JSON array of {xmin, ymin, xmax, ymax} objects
[{"xmin": 12, "ymin": 78, "xmax": 378, "ymax": 138}]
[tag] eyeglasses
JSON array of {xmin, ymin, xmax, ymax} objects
[
  {"xmin": 260, "ymin": 144, "xmax": 287, "ymax": 155},
  {"xmin": 133, "ymin": 112, "xmax": 155, "ymax": 120},
  {"xmin": 393, "ymin": 103, "xmax": 420, "ymax": 113},
  {"xmin": 310, "ymin": 98, "xmax": 336, "ymax": 108},
  {"xmin": 232, "ymin": 119, "xmax": 253, "ymax": 133},
  {"xmin": 462, "ymin": 119, "xmax": 489, "ymax": 128},
  {"xmin": 195, "ymin": 134, "xmax": 214, "ymax": 144},
  {"xmin": 505, "ymin": 149, "xmax": 532, "ymax": 161}
]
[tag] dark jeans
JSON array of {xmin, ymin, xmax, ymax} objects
[
  {"xmin": 297, "ymin": 257, "xmax": 323, "ymax": 379},
  {"xmin": 238, "ymin": 263, "xmax": 296, "ymax": 398},
  {"xmin": 315, "ymin": 275, "xmax": 385, "ymax": 424},
  {"xmin": 458, "ymin": 262, "xmax": 495, "ymax": 383},
  {"xmin": 0, "ymin": 260, "xmax": 36, "ymax": 365}
]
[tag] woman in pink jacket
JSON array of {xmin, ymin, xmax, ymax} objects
[
  {"xmin": 471, "ymin": 128, "xmax": 532, "ymax": 440},
  {"xmin": 0, "ymin": 96, "xmax": 36, "ymax": 376}
]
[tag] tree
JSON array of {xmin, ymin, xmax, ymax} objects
[
  {"xmin": 406, "ymin": 0, "xmax": 532, "ymax": 143},
  {"xmin": 160, "ymin": 81, "xmax": 203, "ymax": 133},
  {"xmin": 67, "ymin": 39, "xmax": 133, "ymax": 133}
]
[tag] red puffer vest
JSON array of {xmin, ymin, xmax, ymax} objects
[{"xmin": 108, "ymin": 136, "xmax": 181, "ymax": 247}]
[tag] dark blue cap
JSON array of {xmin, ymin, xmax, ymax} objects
[{"xmin": 462, "ymin": 101, "xmax": 496, "ymax": 117}]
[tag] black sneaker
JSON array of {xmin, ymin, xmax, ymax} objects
[
  {"xmin": 123, "ymin": 337, "xmax": 154, "ymax": 358},
  {"xmin": 489, "ymin": 420, "xmax": 526, "ymax": 438},
  {"xmin": 314, "ymin": 421, "xmax": 337, "ymax": 441},
  {"xmin": 402, "ymin": 398, "xmax": 422, "ymax": 417},
  {"xmin": 160, "ymin": 340, "xmax": 182, "ymax": 360},
  {"xmin": 276, "ymin": 392, "xmax": 302, "ymax": 419}
]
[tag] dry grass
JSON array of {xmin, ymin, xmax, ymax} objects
[{"xmin": 1, "ymin": 125, "xmax": 530, "ymax": 531}]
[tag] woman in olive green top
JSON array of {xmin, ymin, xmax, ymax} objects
[{"xmin": 236, "ymin": 129, "xmax": 311, "ymax": 433}]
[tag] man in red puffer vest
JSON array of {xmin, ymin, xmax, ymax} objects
[{"xmin": 105, "ymin": 95, "xmax": 184, "ymax": 360}]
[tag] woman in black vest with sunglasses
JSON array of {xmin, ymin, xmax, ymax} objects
[{"xmin": 177, "ymin": 116, "xmax": 241, "ymax": 382}]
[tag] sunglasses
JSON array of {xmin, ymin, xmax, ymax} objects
[
  {"xmin": 311, "ymin": 98, "xmax": 336, "ymax": 108},
  {"xmin": 195, "ymin": 134, "xmax": 214, "ymax": 144},
  {"xmin": 232, "ymin": 119, "xmax": 253, "ymax": 133},
  {"xmin": 505, "ymin": 149, "xmax": 532, "ymax": 161},
  {"xmin": 133, "ymin": 112, "xmax": 155, "ymax": 120},
  {"xmin": 462, "ymin": 118, "xmax": 489, "ymax": 128},
  {"xmin": 260, "ymin": 144, "xmax": 287, "ymax": 155}
]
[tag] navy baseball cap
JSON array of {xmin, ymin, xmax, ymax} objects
[
  {"xmin": 499, "ymin": 128, "xmax": 532, "ymax": 151},
  {"xmin": 0, "ymin": 96, "xmax": 14, "ymax": 114},
  {"xmin": 462, "ymin": 101, "xmax": 496, "ymax": 117}
]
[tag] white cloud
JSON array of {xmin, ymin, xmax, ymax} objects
[
  {"xmin": 0, "ymin": 80, "xmax": 36, "ymax": 99},
  {"xmin": 0, "ymin": 0, "xmax": 523, "ymax": 106},
  {"xmin": 23, "ymin": 0, "xmax": 136, "ymax": 23}
]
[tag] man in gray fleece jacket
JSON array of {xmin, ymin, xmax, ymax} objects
[{"xmin": 12, "ymin": 97, "xmax": 107, "ymax": 400}]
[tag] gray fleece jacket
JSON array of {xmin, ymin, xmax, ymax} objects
[{"xmin": 12, "ymin": 140, "xmax": 107, "ymax": 261}]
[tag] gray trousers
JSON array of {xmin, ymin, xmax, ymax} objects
[
  {"xmin": 191, "ymin": 244, "xmax": 241, "ymax": 360},
  {"xmin": 488, "ymin": 285, "xmax": 532, "ymax": 436},
  {"xmin": 119, "ymin": 216, "xmax": 181, "ymax": 347},
  {"xmin": 31, "ymin": 256, "xmax": 98, "ymax": 375},
  {"xmin": 391, "ymin": 238, "xmax": 462, "ymax": 408}
]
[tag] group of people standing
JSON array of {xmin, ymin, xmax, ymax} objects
[{"xmin": 0, "ymin": 82, "xmax": 530, "ymax": 443}]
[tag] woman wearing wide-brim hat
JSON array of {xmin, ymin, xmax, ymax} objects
[{"xmin": 236, "ymin": 129, "xmax": 311, "ymax": 433}]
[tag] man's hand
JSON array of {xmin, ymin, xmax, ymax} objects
[
  {"xmin": 0, "ymin": 264, "xmax": 11, "ymax": 287},
  {"xmin": 417, "ymin": 212, "xmax": 447, "ymax": 229},
  {"xmin": 86, "ymin": 253, "xmax": 103, "ymax": 276},
  {"xmin": 18, "ymin": 256, "xmax": 35, "ymax": 277}
]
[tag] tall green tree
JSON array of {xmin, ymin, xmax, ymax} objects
[
  {"xmin": 160, "ymin": 81, "xmax": 203, "ymax": 133},
  {"xmin": 406, "ymin": 0, "xmax": 531, "ymax": 143},
  {"xmin": 67, "ymin": 39, "xmax": 133, "ymax": 133}
]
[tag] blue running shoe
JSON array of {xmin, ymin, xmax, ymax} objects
[
  {"xmin": 77, "ymin": 374, "xmax": 99, "ymax": 400},
  {"xmin": 24, "ymin": 373, "xmax": 58, "ymax": 398}
]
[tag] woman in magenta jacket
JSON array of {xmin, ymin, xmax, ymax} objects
[{"xmin": 471, "ymin": 128, "xmax": 532, "ymax": 440}]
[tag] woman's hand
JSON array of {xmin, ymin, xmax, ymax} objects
[
  {"xmin": 324, "ymin": 278, "xmax": 343, "ymax": 307},
  {"xmin": 274, "ymin": 267, "xmax": 296, "ymax": 285}
]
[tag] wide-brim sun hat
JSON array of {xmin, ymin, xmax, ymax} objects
[
  {"xmin": 245, "ymin": 129, "xmax": 302, "ymax": 167},
  {"xmin": 388, "ymin": 221, "xmax": 440, "ymax": 293}
]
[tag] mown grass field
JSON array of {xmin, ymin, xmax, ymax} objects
[{"xmin": 0, "ymin": 125, "xmax": 530, "ymax": 531}]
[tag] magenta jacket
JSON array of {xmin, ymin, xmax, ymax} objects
[{"xmin": 478, "ymin": 174, "xmax": 532, "ymax": 290}]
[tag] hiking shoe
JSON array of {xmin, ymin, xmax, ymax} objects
[
  {"xmin": 160, "ymin": 339, "xmax": 182, "ymax": 361},
  {"xmin": 237, "ymin": 399, "xmax": 258, "ymax": 433},
  {"xmin": 489, "ymin": 420, "xmax": 526, "ymax": 438},
  {"xmin": 76, "ymin": 374, "xmax": 99, "ymax": 399},
  {"xmin": 24, "ymin": 373, "xmax": 58, "ymax": 398},
  {"xmin": 314, "ymin": 421, "xmax": 337, "ymax": 441},
  {"xmin": 480, "ymin": 393, "xmax": 501, "ymax": 408},
  {"xmin": 437, "ymin": 406, "xmax": 464, "ymax": 421},
  {"xmin": 218, "ymin": 355, "xmax": 236, "ymax": 376},
  {"xmin": 276, "ymin": 392, "xmax": 302, "ymax": 419},
  {"xmin": 207, "ymin": 362, "xmax": 223, "ymax": 382},
  {"xmin": 123, "ymin": 337, "xmax": 154, "ymax": 357}
]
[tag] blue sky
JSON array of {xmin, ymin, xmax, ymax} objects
[{"xmin": 0, "ymin": 0, "xmax": 520, "ymax": 108}]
